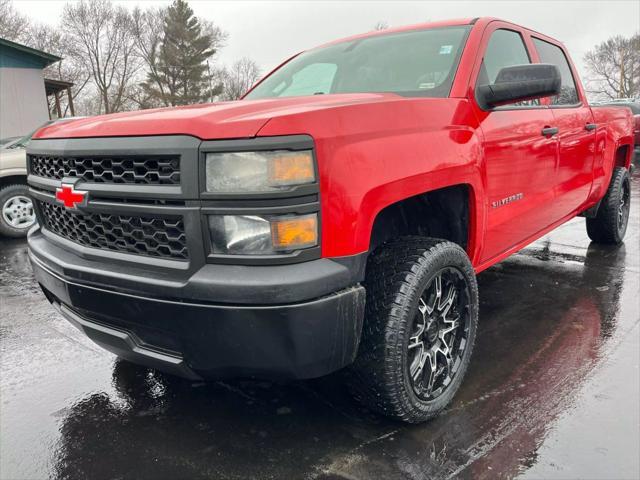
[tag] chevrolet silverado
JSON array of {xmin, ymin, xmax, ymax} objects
[{"xmin": 26, "ymin": 18, "xmax": 634, "ymax": 423}]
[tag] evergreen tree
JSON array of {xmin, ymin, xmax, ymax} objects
[{"xmin": 144, "ymin": 0, "xmax": 216, "ymax": 106}]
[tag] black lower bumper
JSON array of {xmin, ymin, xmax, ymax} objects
[{"xmin": 29, "ymin": 230, "xmax": 366, "ymax": 380}]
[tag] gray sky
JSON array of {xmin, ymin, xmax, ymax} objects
[{"xmin": 13, "ymin": 0, "xmax": 640, "ymax": 82}]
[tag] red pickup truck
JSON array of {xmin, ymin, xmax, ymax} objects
[{"xmin": 27, "ymin": 18, "xmax": 634, "ymax": 423}]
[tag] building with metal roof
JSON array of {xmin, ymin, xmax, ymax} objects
[{"xmin": 0, "ymin": 37, "xmax": 72, "ymax": 140}]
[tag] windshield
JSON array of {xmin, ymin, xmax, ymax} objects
[{"xmin": 245, "ymin": 26, "xmax": 470, "ymax": 100}]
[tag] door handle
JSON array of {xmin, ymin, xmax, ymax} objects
[
  {"xmin": 541, "ymin": 127, "xmax": 559, "ymax": 137},
  {"xmin": 585, "ymin": 123, "xmax": 597, "ymax": 131}
]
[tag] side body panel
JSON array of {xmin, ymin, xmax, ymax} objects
[
  {"xmin": 464, "ymin": 21, "xmax": 559, "ymax": 264},
  {"xmin": 528, "ymin": 31, "xmax": 597, "ymax": 220},
  {"xmin": 474, "ymin": 108, "xmax": 558, "ymax": 263},
  {"xmin": 547, "ymin": 106, "xmax": 596, "ymax": 218},
  {"xmin": 455, "ymin": 18, "xmax": 632, "ymax": 270}
]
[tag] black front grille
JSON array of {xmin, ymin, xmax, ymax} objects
[
  {"xmin": 38, "ymin": 201, "xmax": 188, "ymax": 261},
  {"xmin": 29, "ymin": 155, "xmax": 180, "ymax": 185}
]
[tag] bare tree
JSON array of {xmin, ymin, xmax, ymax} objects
[
  {"xmin": 219, "ymin": 57, "xmax": 261, "ymax": 101},
  {"xmin": 584, "ymin": 33, "xmax": 640, "ymax": 100},
  {"xmin": 131, "ymin": 6, "xmax": 167, "ymax": 109},
  {"xmin": 62, "ymin": 0, "xmax": 141, "ymax": 114},
  {"xmin": 23, "ymin": 23, "xmax": 91, "ymax": 116},
  {"xmin": 0, "ymin": 0, "xmax": 30, "ymax": 41},
  {"xmin": 373, "ymin": 21, "xmax": 389, "ymax": 31}
]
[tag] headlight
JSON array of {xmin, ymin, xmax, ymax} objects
[
  {"xmin": 205, "ymin": 150, "xmax": 315, "ymax": 193},
  {"xmin": 208, "ymin": 213, "xmax": 318, "ymax": 255}
]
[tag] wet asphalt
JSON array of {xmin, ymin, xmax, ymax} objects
[{"xmin": 1, "ymin": 171, "xmax": 639, "ymax": 480}]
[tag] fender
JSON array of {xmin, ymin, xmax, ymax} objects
[
  {"xmin": 258, "ymin": 97, "xmax": 485, "ymax": 260},
  {"xmin": 356, "ymin": 166, "xmax": 484, "ymax": 264}
]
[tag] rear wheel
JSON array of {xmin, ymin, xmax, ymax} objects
[
  {"xmin": 348, "ymin": 237, "xmax": 478, "ymax": 423},
  {"xmin": 0, "ymin": 184, "xmax": 36, "ymax": 238},
  {"xmin": 586, "ymin": 167, "xmax": 631, "ymax": 245}
]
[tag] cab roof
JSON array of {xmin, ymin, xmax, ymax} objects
[{"xmin": 316, "ymin": 18, "xmax": 479, "ymax": 50}]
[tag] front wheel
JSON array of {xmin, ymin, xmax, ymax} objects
[
  {"xmin": 586, "ymin": 167, "xmax": 631, "ymax": 245},
  {"xmin": 348, "ymin": 237, "xmax": 478, "ymax": 423},
  {"xmin": 0, "ymin": 184, "xmax": 36, "ymax": 238}
]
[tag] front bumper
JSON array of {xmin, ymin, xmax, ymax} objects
[{"xmin": 29, "ymin": 227, "xmax": 366, "ymax": 380}]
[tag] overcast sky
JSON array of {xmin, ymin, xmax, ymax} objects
[{"xmin": 13, "ymin": 0, "xmax": 640, "ymax": 82}]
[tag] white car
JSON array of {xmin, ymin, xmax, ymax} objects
[{"xmin": 0, "ymin": 117, "xmax": 85, "ymax": 237}]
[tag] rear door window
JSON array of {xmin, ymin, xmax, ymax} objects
[{"xmin": 532, "ymin": 38, "xmax": 580, "ymax": 106}]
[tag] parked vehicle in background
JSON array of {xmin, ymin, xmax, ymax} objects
[
  {"xmin": 0, "ymin": 136, "xmax": 21, "ymax": 149},
  {"xmin": 0, "ymin": 117, "xmax": 85, "ymax": 237},
  {"xmin": 596, "ymin": 100, "xmax": 640, "ymax": 154},
  {"xmin": 0, "ymin": 135, "xmax": 34, "ymax": 237},
  {"xmin": 26, "ymin": 18, "xmax": 634, "ymax": 423}
]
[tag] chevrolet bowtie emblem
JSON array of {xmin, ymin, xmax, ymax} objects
[{"xmin": 55, "ymin": 184, "xmax": 88, "ymax": 209}]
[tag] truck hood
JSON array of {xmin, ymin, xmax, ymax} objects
[{"xmin": 32, "ymin": 93, "xmax": 404, "ymax": 141}]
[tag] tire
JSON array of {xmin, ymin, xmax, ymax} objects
[
  {"xmin": 348, "ymin": 237, "xmax": 479, "ymax": 423},
  {"xmin": 586, "ymin": 167, "xmax": 631, "ymax": 245},
  {"xmin": 0, "ymin": 184, "xmax": 36, "ymax": 238}
]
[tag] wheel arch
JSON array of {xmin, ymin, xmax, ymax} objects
[
  {"xmin": 614, "ymin": 142, "xmax": 633, "ymax": 169},
  {"xmin": 363, "ymin": 179, "xmax": 483, "ymax": 263},
  {"xmin": 0, "ymin": 174, "xmax": 28, "ymax": 189}
]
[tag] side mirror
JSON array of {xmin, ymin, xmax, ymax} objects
[{"xmin": 477, "ymin": 63, "xmax": 561, "ymax": 109}]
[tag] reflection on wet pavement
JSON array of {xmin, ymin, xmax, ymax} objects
[{"xmin": 1, "ymin": 172, "xmax": 638, "ymax": 480}]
